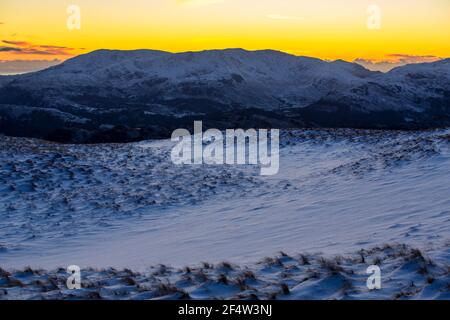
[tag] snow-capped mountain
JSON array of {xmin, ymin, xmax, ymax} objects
[{"xmin": 0, "ymin": 49, "xmax": 449, "ymax": 142}]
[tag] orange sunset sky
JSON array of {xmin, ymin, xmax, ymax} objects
[{"xmin": 0, "ymin": 0, "xmax": 449, "ymax": 73}]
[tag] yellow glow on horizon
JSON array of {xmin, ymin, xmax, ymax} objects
[{"xmin": 0, "ymin": 0, "xmax": 449, "ymax": 63}]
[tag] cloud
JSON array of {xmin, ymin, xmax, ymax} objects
[
  {"xmin": 385, "ymin": 54, "xmax": 441, "ymax": 64},
  {"xmin": 3, "ymin": 40, "xmax": 30, "ymax": 46},
  {"xmin": 40, "ymin": 45, "xmax": 71, "ymax": 49},
  {"xmin": 0, "ymin": 47, "xmax": 22, "ymax": 52},
  {"xmin": 354, "ymin": 54, "xmax": 442, "ymax": 72},
  {"xmin": 1, "ymin": 40, "xmax": 77, "ymax": 56},
  {"xmin": 0, "ymin": 59, "xmax": 62, "ymax": 75},
  {"xmin": 268, "ymin": 14, "xmax": 304, "ymax": 21}
]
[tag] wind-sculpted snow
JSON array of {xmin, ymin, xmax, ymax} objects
[
  {"xmin": 1, "ymin": 129, "xmax": 450, "ymax": 300},
  {"xmin": 0, "ymin": 137, "xmax": 261, "ymax": 247},
  {"xmin": 1, "ymin": 244, "xmax": 449, "ymax": 300},
  {"xmin": 279, "ymin": 129, "xmax": 443, "ymax": 178}
]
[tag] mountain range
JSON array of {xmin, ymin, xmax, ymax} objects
[{"xmin": 0, "ymin": 49, "xmax": 449, "ymax": 143}]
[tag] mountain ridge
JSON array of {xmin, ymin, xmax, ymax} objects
[{"xmin": 0, "ymin": 49, "xmax": 449, "ymax": 143}]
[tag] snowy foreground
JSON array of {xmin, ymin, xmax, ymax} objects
[{"xmin": 1, "ymin": 129, "xmax": 450, "ymax": 300}]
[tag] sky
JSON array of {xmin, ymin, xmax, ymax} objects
[{"xmin": 0, "ymin": 0, "xmax": 449, "ymax": 73}]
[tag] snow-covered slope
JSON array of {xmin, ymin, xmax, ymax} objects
[
  {"xmin": 332, "ymin": 58, "xmax": 450, "ymax": 113},
  {"xmin": 2, "ymin": 244, "xmax": 449, "ymax": 300},
  {"xmin": 0, "ymin": 128, "xmax": 449, "ymax": 299},
  {"xmin": 1, "ymin": 128, "xmax": 449, "ymax": 267},
  {"xmin": 0, "ymin": 50, "xmax": 449, "ymax": 142}
]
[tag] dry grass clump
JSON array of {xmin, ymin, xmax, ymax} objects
[
  {"xmin": 298, "ymin": 254, "xmax": 310, "ymax": 265},
  {"xmin": 263, "ymin": 257, "xmax": 283, "ymax": 267},
  {"xmin": 280, "ymin": 283, "xmax": 290, "ymax": 295},
  {"xmin": 217, "ymin": 274, "xmax": 229, "ymax": 285},
  {"xmin": 318, "ymin": 258, "xmax": 345, "ymax": 275}
]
